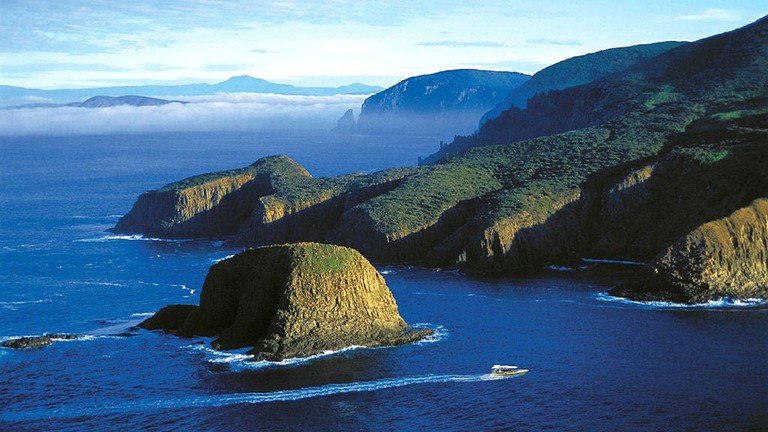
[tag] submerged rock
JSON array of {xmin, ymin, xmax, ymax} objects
[
  {"xmin": 140, "ymin": 242, "xmax": 431, "ymax": 360},
  {"xmin": 2, "ymin": 333, "xmax": 81, "ymax": 349}
]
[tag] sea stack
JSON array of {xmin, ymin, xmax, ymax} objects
[
  {"xmin": 332, "ymin": 109, "xmax": 357, "ymax": 133},
  {"xmin": 140, "ymin": 242, "xmax": 431, "ymax": 360}
]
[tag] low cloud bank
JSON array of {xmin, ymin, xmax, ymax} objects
[{"xmin": 0, "ymin": 93, "xmax": 367, "ymax": 136}]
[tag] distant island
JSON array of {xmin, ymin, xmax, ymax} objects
[
  {"xmin": 0, "ymin": 75, "xmax": 383, "ymax": 107},
  {"xmin": 114, "ymin": 16, "xmax": 768, "ymax": 304},
  {"xmin": 3, "ymin": 95, "xmax": 184, "ymax": 110}
]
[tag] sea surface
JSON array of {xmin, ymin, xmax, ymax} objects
[{"xmin": 1, "ymin": 130, "xmax": 766, "ymax": 432}]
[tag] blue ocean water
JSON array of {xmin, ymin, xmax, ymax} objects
[{"xmin": 1, "ymin": 131, "xmax": 766, "ymax": 432}]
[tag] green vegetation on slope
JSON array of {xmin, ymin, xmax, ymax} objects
[{"xmin": 159, "ymin": 155, "xmax": 309, "ymax": 192}]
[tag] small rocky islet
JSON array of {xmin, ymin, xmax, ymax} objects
[
  {"xmin": 1, "ymin": 333, "xmax": 81, "ymax": 349},
  {"xmin": 139, "ymin": 243, "xmax": 432, "ymax": 360}
]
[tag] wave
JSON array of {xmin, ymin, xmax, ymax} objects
[
  {"xmin": 189, "ymin": 323, "xmax": 443, "ymax": 370},
  {"xmin": 581, "ymin": 258, "xmax": 647, "ymax": 266},
  {"xmin": 210, "ymin": 254, "xmax": 236, "ymax": 264},
  {"xmin": 189, "ymin": 344, "xmax": 368, "ymax": 371},
  {"xmin": 170, "ymin": 284, "xmax": 196, "ymax": 296},
  {"xmin": 0, "ymin": 299, "xmax": 52, "ymax": 306},
  {"xmin": 594, "ymin": 292, "xmax": 768, "ymax": 309},
  {"xmin": 0, "ymin": 334, "xmax": 99, "ymax": 345},
  {"xmin": 0, "ymin": 299, "xmax": 53, "ymax": 311},
  {"xmin": 1, "ymin": 372, "xmax": 507, "ymax": 421},
  {"xmin": 74, "ymin": 234, "xmax": 191, "ymax": 243},
  {"xmin": 411, "ymin": 323, "xmax": 447, "ymax": 344}
]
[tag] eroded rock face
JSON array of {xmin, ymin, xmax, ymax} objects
[
  {"xmin": 140, "ymin": 243, "xmax": 430, "ymax": 360},
  {"xmin": 113, "ymin": 155, "xmax": 311, "ymax": 238},
  {"xmin": 611, "ymin": 198, "xmax": 768, "ymax": 303}
]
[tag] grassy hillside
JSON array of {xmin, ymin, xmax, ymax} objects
[{"xmin": 480, "ymin": 41, "xmax": 686, "ymax": 123}]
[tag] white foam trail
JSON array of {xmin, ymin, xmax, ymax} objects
[
  {"xmin": 595, "ymin": 292, "xmax": 768, "ymax": 309},
  {"xmin": 2, "ymin": 373, "xmax": 496, "ymax": 421},
  {"xmin": 411, "ymin": 324, "xmax": 447, "ymax": 344},
  {"xmin": 74, "ymin": 235, "xmax": 191, "ymax": 243},
  {"xmin": 581, "ymin": 258, "xmax": 647, "ymax": 266},
  {"xmin": 0, "ymin": 299, "xmax": 51, "ymax": 306},
  {"xmin": 189, "ymin": 324, "xmax": 441, "ymax": 370},
  {"xmin": 210, "ymin": 254, "xmax": 236, "ymax": 264},
  {"xmin": 545, "ymin": 265, "xmax": 574, "ymax": 271},
  {"xmin": 189, "ymin": 344, "xmax": 368, "ymax": 371},
  {"xmin": 0, "ymin": 334, "xmax": 98, "ymax": 345}
]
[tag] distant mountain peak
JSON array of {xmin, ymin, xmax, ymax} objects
[{"xmin": 219, "ymin": 75, "xmax": 270, "ymax": 85}]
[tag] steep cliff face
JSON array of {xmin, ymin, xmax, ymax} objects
[
  {"xmin": 357, "ymin": 69, "xmax": 529, "ymax": 140},
  {"xmin": 611, "ymin": 199, "xmax": 768, "ymax": 303},
  {"xmin": 232, "ymin": 168, "xmax": 415, "ymax": 247},
  {"xmin": 455, "ymin": 188, "xmax": 586, "ymax": 273},
  {"xmin": 140, "ymin": 243, "xmax": 429, "ymax": 360},
  {"xmin": 113, "ymin": 155, "xmax": 311, "ymax": 238},
  {"xmin": 332, "ymin": 109, "xmax": 357, "ymax": 133}
]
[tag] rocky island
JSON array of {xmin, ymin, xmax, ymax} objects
[{"xmin": 139, "ymin": 243, "xmax": 431, "ymax": 360}]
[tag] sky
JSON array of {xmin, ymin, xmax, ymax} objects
[{"xmin": 2, "ymin": 1, "xmax": 766, "ymax": 90}]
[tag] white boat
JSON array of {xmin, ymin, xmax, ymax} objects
[{"xmin": 491, "ymin": 364, "xmax": 528, "ymax": 377}]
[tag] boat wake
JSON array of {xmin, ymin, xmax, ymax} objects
[{"xmin": 1, "ymin": 373, "xmax": 497, "ymax": 421}]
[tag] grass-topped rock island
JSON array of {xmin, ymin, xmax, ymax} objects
[{"xmin": 139, "ymin": 242, "xmax": 431, "ymax": 360}]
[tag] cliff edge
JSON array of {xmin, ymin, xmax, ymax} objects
[
  {"xmin": 139, "ymin": 243, "xmax": 430, "ymax": 360},
  {"xmin": 610, "ymin": 199, "xmax": 768, "ymax": 303}
]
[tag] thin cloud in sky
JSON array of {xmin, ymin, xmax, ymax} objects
[
  {"xmin": 0, "ymin": 63, "xmax": 132, "ymax": 73},
  {"xmin": 416, "ymin": 41, "xmax": 506, "ymax": 48},
  {"xmin": 525, "ymin": 38, "xmax": 582, "ymax": 47},
  {"xmin": 202, "ymin": 64, "xmax": 255, "ymax": 72},
  {"xmin": 676, "ymin": 9, "xmax": 745, "ymax": 22},
  {"xmin": 2, "ymin": 0, "xmax": 766, "ymax": 89}
]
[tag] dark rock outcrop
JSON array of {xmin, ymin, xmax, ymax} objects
[
  {"xmin": 357, "ymin": 69, "xmax": 529, "ymax": 140},
  {"xmin": 2, "ymin": 334, "xmax": 81, "ymax": 349},
  {"xmin": 113, "ymin": 155, "xmax": 312, "ymax": 238},
  {"xmin": 137, "ymin": 305, "xmax": 198, "ymax": 331},
  {"xmin": 140, "ymin": 243, "xmax": 431, "ymax": 360},
  {"xmin": 610, "ymin": 199, "xmax": 768, "ymax": 303},
  {"xmin": 332, "ymin": 109, "xmax": 357, "ymax": 133}
]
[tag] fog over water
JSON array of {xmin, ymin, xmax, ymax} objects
[{"xmin": 0, "ymin": 93, "xmax": 368, "ymax": 136}]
